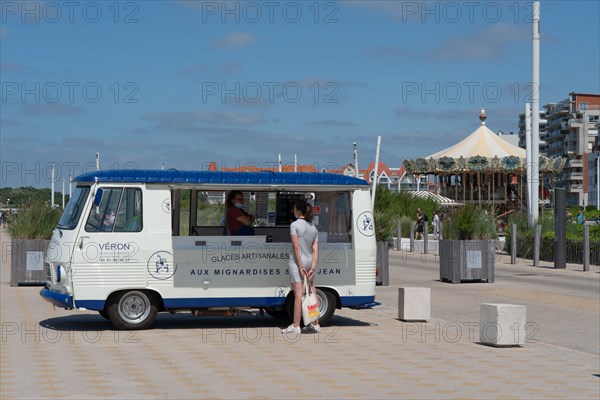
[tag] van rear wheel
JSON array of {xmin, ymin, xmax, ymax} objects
[
  {"xmin": 284, "ymin": 288, "xmax": 336, "ymax": 326},
  {"xmin": 315, "ymin": 288, "xmax": 336, "ymax": 326},
  {"xmin": 107, "ymin": 290, "xmax": 157, "ymax": 330}
]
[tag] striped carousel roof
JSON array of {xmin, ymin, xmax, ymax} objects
[{"xmin": 427, "ymin": 123, "xmax": 526, "ymax": 160}]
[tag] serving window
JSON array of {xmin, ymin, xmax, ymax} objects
[{"xmin": 171, "ymin": 189, "xmax": 352, "ymax": 244}]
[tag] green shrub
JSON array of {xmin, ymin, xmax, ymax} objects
[
  {"xmin": 373, "ymin": 188, "xmax": 439, "ymax": 244},
  {"xmin": 441, "ymin": 204, "xmax": 496, "ymax": 240},
  {"xmin": 7, "ymin": 200, "xmax": 62, "ymax": 240},
  {"xmin": 504, "ymin": 211, "xmax": 600, "ymax": 263}
]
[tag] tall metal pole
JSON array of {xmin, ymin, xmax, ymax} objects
[
  {"xmin": 597, "ymin": 155, "xmax": 599, "ymax": 210},
  {"xmin": 51, "ymin": 164, "xmax": 55, "ymax": 208},
  {"xmin": 69, "ymin": 173, "xmax": 72, "ymax": 198},
  {"xmin": 353, "ymin": 142, "xmax": 360, "ymax": 178},
  {"xmin": 531, "ymin": 1, "xmax": 541, "ymax": 223},
  {"xmin": 62, "ymin": 179, "xmax": 65, "ymax": 209},
  {"xmin": 294, "ymin": 154, "xmax": 297, "ymax": 172},
  {"xmin": 371, "ymin": 136, "xmax": 381, "ymax": 210},
  {"xmin": 96, "ymin": 152, "xmax": 100, "ymax": 171},
  {"xmin": 525, "ymin": 102, "xmax": 532, "ymax": 225},
  {"xmin": 278, "ymin": 154, "xmax": 282, "ymax": 172}
]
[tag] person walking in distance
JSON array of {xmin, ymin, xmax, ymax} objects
[
  {"xmin": 415, "ymin": 208, "xmax": 424, "ymax": 240},
  {"xmin": 281, "ymin": 199, "xmax": 320, "ymax": 334},
  {"xmin": 432, "ymin": 210, "xmax": 440, "ymax": 240}
]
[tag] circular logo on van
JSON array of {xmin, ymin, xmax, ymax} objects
[
  {"xmin": 356, "ymin": 211, "xmax": 374, "ymax": 237},
  {"xmin": 147, "ymin": 251, "xmax": 175, "ymax": 280},
  {"xmin": 161, "ymin": 199, "xmax": 171, "ymax": 213}
]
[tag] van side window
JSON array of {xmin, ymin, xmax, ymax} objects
[
  {"xmin": 85, "ymin": 188, "xmax": 142, "ymax": 233},
  {"xmin": 114, "ymin": 188, "xmax": 143, "ymax": 232},
  {"xmin": 314, "ymin": 191, "xmax": 352, "ymax": 243},
  {"xmin": 192, "ymin": 191, "xmax": 227, "ymax": 236}
]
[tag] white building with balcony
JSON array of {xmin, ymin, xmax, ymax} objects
[{"xmin": 541, "ymin": 92, "xmax": 600, "ymax": 206}]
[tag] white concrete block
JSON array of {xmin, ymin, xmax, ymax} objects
[
  {"xmin": 480, "ymin": 303, "xmax": 526, "ymax": 347},
  {"xmin": 398, "ymin": 287, "xmax": 430, "ymax": 321}
]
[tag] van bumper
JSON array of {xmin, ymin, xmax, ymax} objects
[
  {"xmin": 340, "ymin": 296, "xmax": 379, "ymax": 309},
  {"xmin": 40, "ymin": 287, "xmax": 74, "ymax": 309}
]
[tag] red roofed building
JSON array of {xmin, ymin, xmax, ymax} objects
[{"xmin": 206, "ymin": 160, "xmax": 428, "ymax": 193}]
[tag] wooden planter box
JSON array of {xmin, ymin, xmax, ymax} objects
[
  {"xmin": 376, "ymin": 241, "xmax": 389, "ymax": 286},
  {"xmin": 439, "ymin": 240, "xmax": 495, "ymax": 283},
  {"xmin": 10, "ymin": 239, "xmax": 49, "ymax": 287}
]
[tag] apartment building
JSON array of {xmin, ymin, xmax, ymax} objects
[
  {"xmin": 518, "ymin": 110, "xmax": 546, "ymax": 150},
  {"xmin": 541, "ymin": 92, "xmax": 600, "ymax": 206},
  {"xmin": 588, "ymin": 128, "xmax": 600, "ymax": 208}
]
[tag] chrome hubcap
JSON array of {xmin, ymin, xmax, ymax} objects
[{"xmin": 119, "ymin": 292, "xmax": 150, "ymax": 324}]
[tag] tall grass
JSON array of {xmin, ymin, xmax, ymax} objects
[
  {"xmin": 7, "ymin": 200, "xmax": 62, "ymax": 240},
  {"xmin": 506, "ymin": 211, "xmax": 600, "ymax": 262},
  {"xmin": 441, "ymin": 204, "xmax": 497, "ymax": 240}
]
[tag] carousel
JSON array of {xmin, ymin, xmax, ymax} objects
[{"xmin": 403, "ymin": 108, "xmax": 566, "ymax": 211}]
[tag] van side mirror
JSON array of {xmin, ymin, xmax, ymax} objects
[{"xmin": 93, "ymin": 188, "xmax": 104, "ymax": 206}]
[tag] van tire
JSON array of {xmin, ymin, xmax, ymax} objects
[
  {"xmin": 107, "ymin": 290, "xmax": 158, "ymax": 330},
  {"xmin": 316, "ymin": 288, "xmax": 336, "ymax": 326},
  {"xmin": 281, "ymin": 289, "xmax": 336, "ymax": 326},
  {"xmin": 98, "ymin": 310, "xmax": 109, "ymax": 320}
]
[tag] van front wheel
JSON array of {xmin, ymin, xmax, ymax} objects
[{"xmin": 107, "ymin": 290, "xmax": 157, "ymax": 330}]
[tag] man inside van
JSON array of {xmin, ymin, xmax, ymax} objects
[
  {"xmin": 226, "ymin": 190, "xmax": 255, "ymax": 235},
  {"xmin": 102, "ymin": 210, "xmax": 116, "ymax": 231}
]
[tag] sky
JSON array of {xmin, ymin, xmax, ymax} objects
[{"xmin": 1, "ymin": 0, "xmax": 599, "ymax": 189}]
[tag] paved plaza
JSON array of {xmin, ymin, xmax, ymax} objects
[{"xmin": 1, "ymin": 226, "xmax": 599, "ymax": 399}]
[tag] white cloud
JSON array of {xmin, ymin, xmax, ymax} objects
[
  {"xmin": 143, "ymin": 110, "xmax": 267, "ymax": 130},
  {"xmin": 309, "ymin": 120, "xmax": 358, "ymax": 127},
  {"xmin": 364, "ymin": 46, "xmax": 412, "ymax": 58},
  {"xmin": 21, "ymin": 103, "xmax": 84, "ymax": 115},
  {"xmin": 177, "ymin": 64, "xmax": 210, "ymax": 77},
  {"xmin": 0, "ymin": 118, "xmax": 25, "ymax": 127},
  {"xmin": 218, "ymin": 62, "xmax": 242, "ymax": 75},
  {"xmin": 431, "ymin": 23, "xmax": 529, "ymax": 61},
  {"xmin": 213, "ymin": 31, "xmax": 257, "ymax": 49},
  {"xmin": 0, "ymin": 63, "xmax": 35, "ymax": 73}
]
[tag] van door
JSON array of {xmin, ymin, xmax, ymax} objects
[{"xmin": 70, "ymin": 186, "xmax": 146, "ymax": 308}]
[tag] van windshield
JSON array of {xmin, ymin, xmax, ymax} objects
[{"xmin": 57, "ymin": 186, "xmax": 90, "ymax": 230}]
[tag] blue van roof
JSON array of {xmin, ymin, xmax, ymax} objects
[{"xmin": 74, "ymin": 169, "xmax": 369, "ymax": 187}]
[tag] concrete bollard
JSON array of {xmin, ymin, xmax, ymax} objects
[
  {"xmin": 583, "ymin": 225, "xmax": 590, "ymax": 272},
  {"xmin": 398, "ymin": 287, "xmax": 430, "ymax": 322},
  {"xmin": 396, "ymin": 220, "xmax": 401, "ymax": 251},
  {"xmin": 423, "ymin": 221, "xmax": 428, "ymax": 254},
  {"xmin": 480, "ymin": 303, "xmax": 526, "ymax": 347},
  {"xmin": 510, "ymin": 223, "xmax": 517, "ymax": 264}
]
